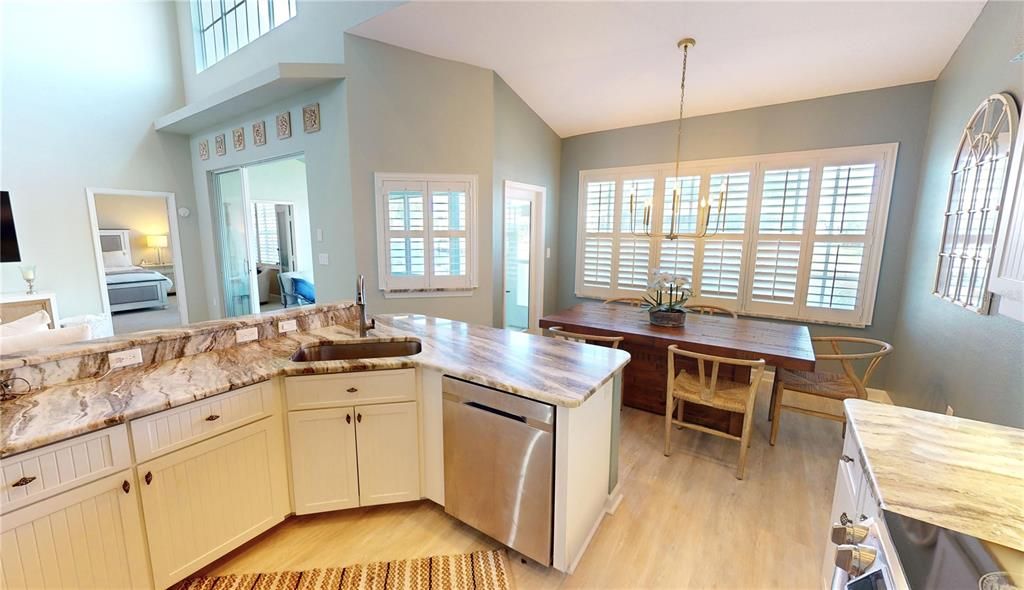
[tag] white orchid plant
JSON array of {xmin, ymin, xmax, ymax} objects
[{"xmin": 643, "ymin": 272, "xmax": 693, "ymax": 312}]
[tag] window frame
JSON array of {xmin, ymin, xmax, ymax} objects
[
  {"xmin": 374, "ymin": 172, "xmax": 478, "ymax": 297},
  {"xmin": 191, "ymin": 0, "xmax": 297, "ymax": 72},
  {"xmin": 574, "ymin": 143, "xmax": 898, "ymax": 327}
]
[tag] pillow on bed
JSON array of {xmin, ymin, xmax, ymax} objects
[
  {"xmin": 293, "ymin": 277, "xmax": 316, "ymax": 303},
  {"xmin": 0, "ymin": 310, "xmax": 52, "ymax": 337},
  {"xmin": 0, "ymin": 324, "xmax": 91, "ymax": 355},
  {"xmin": 102, "ymin": 250, "xmax": 132, "ymax": 269}
]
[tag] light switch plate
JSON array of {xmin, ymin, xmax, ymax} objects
[
  {"xmin": 108, "ymin": 348, "xmax": 143, "ymax": 369},
  {"xmin": 318, "ymin": 253, "xmax": 329, "ymax": 265},
  {"xmin": 236, "ymin": 327, "xmax": 259, "ymax": 343},
  {"xmin": 278, "ymin": 319, "xmax": 298, "ymax": 333},
  {"xmin": 316, "ymin": 228, "xmax": 323, "ymax": 242}
]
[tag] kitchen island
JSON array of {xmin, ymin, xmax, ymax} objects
[
  {"xmin": 0, "ymin": 304, "xmax": 630, "ymax": 588},
  {"xmin": 822, "ymin": 399, "xmax": 1024, "ymax": 589}
]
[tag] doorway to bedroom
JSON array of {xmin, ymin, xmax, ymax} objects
[
  {"xmin": 212, "ymin": 155, "xmax": 314, "ymax": 318},
  {"xmin": 87, "ymin": 189, "xmax": 189, "ymax": 335}
]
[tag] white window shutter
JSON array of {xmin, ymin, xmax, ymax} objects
[
  {"xmin": 806, "ymin": 242, "xmax": 865, "ymax": 311},
  {"xmin": 582, "ymin": 237, "xmax": 613, "ymax": 288},
  {"xmin": 616, "ymin": 238, "xmax": 651, "ymax": 291},
  {"xmin": 700, "ymin": 239, "xmax": 743, "ymax": 299},
  {"xmin": 752, "ymin": 240, "xmax": 801, "ymax": 303}
]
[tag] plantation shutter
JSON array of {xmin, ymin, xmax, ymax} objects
[
  {"xmin": 580, "ymin": 180, "xmax": 616, "ymax": 293},
  {"xmin": 698, "ymin": 172, "xmax": 750, "ymax": 300},
  {"xmin": 804, "ymin": 163, "xmax": 878, "ymax": 319},
  {"xmin": 428, "ymin": 181, "xmax": 472, "ymax": 288},
  {"xmin": 252, "ymin": 202, "xmax": 280, "ymax": 265},
  {"xmin": 381, "ymin": 180, "xmax": 428, "ymax": 290},
  {"xmin": 748, "ymin": 168, "xmax": 810, "ymax": 309},
  {"xmin": 615, "ymin": 178, "xmax": 655, "ymax": 291}
]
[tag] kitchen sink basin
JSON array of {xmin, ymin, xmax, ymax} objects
[{"xmin": 290, "ymin": 340, "xmax": 422, "ymax": 362}]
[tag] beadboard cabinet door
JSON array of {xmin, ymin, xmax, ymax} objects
[
  {"xmin": 0, "ymin": 470, "xmax": 150, "ymax": 590},
  {"xmin": 356, "ymin": 402, "xmax": 420, "ymax": 507},
  {"xmin": 288, "ymin": 407, "xmax": 360, "ymax": 515},
  {"xmin": 137, "ymin": 417, "xmax": 288, "ymax": 589}
]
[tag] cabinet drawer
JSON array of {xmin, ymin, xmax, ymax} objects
[
  {"xmin": 131, "ymin": 381, "xmax": 277, "ymax": 462},
  {"xmin": 286, "ymin": 369, "xmax": 416, "ymax": 410},
  {"xmin": 1, "ymin": 425, "xmax": 131, "ymax": 514}
]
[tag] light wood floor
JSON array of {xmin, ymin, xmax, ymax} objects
[{"xmin": 202, "ymin": 390, "xmax": 843, "ymax": 589}]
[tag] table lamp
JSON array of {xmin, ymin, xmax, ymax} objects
[{"xmin": 147, "ymin": 234, "xmax": 168, "ymax": 264}]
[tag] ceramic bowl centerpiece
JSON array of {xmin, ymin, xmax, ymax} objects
[{"xmin": 643, "ymin": 273, "xmax": 692, "ymax": 327}]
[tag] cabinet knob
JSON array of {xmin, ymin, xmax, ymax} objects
[
  {"xmin": 11, "ymin": 476, "xmax": 36, "ymax": 487},
  {"xmin": 835, "ymin": 544, "xmax": 877, "ymax": 577},
  {"xmin": 840, "ymin": 454, "xmax": 854, "ymax": 463},
  {"xmin": 346, "ymin": 414, "xmax": 352, "ymax": 424},
  {"xmin": 144, "ymin": 471, "xmax": 153, "ymax": 485},
  {"xmin": 347, "ymin": 387, "xmax": 358, "ymax": 393},
  {"xmin": 357, "ymin": 413, "xmax": 362, "ymax": 423},
  {"xmin": 206, "ymin": 414, "xmax": 221, "ymax": 422},
  {"xmin": 122, "ymin": 480, "xmax": 131, "ymax": 494}
]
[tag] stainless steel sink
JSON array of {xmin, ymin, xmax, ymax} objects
[{"xmin": 290, "ymin": 340, "xmax": 421, "ymax": 362}]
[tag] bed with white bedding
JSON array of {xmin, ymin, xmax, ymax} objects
[{"xmin": 99, "ymin": 230, "xmax": 173, "ymax": 313}]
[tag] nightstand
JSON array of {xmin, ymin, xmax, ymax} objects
[{"xmin": 141, "ymin": 263, "xmax": 176, "ymax": 294}]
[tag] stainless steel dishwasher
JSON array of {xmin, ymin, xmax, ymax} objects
[{"xmin": 442, "ymin": 376, "xmax": 555, "ymax": 565}]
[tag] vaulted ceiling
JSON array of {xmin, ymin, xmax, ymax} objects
[{"xmin": 350, "ymin": 1, "xmax": 985, "ymax": 137}]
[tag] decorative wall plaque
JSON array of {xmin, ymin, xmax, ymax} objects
[
  {"xmin": 252, "ymin": 120, "xmax": 267, "ymax": 146},
  {"xmin": 198, "ymin": 140, "xmax": 209, "ymax": 161},
  {"xmin": 232, "ymin": 127, "xmax": 245, "ymax": 151},
  {"xmin": 276, "ymin": 112, "xmax": 292, "ymax": 139},
  {"xmin": 215, "ymin": 134, "xmax": 226, "ymax": 156},
  {"xmin": 302, "ymin": 103, "xmax": 321, "ymax": 133}
]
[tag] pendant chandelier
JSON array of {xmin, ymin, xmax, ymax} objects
[{"xmin": 627, "ymin": 37, "xmax": 727, "ymax": 240}]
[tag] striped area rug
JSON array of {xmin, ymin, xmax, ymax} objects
[{"xmin": 176, "ymin": 550, "xmax": 513, "ymax": 590}]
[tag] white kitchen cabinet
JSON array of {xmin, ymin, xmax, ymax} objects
[
  {"xmin": 355, "ymin": 401, "xmax": 420, "ymax": 506},
  {"xmin": 821, "ymin": 458, "xmax": 860, "ymax": 590},
  {"xmin": 0, "ymin": 470, "xmax": 150, "ymax": 590},
  {"xmin": 137, "ymin": 417, "xmax": 288, "ymax": 589},
  {"xmin": 288, "ymin": 407, "xmax": 360, "ymax": 515}
]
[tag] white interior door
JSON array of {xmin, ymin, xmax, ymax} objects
[{"xmin": 503, "ymin": 182, "xmax": 546, "ymax": 330}]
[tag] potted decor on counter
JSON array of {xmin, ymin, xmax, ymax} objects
[{"xmin": 644, "ymin": 273, "xmax": 692, "ymax": 327}]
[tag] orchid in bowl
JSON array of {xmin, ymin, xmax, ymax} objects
[{"xmin": 644, "ymin": 273, "xmax": 692, "ymax": 326}]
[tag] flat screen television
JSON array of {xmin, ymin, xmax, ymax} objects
[{"xmin": 1, "ymin": 191, "xmax": 22, "ymax": 263}]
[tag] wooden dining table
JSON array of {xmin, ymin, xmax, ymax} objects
[{"xmin": 539, "ymin": 302, "xmax": 816, "ymax": 436}]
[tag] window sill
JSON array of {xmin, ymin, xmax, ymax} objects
[{"xmin": 382, "ymin": 288, "xmax": 476, "ymax": 299}]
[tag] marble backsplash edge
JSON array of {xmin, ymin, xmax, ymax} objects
[{"xmin": 0, "ymin": 302, "xmax": 360, "ymax": 390}]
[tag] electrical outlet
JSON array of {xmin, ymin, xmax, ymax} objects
[
  {"xmin": 278, "ymin": 319, "xmax": 298, "ymax": 333},
  {"xmin": 108, "ymin": 348, "xmax": 143, "ymax": 369},
  {"xmin": 945, "ymin": 405, "xmax": 955, "ymax": 416},
  {"xmin": 236, "ymin": 327, "xmax": 259, "ymax": 344}
]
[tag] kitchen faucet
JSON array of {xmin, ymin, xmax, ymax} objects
[{"xmin": 356, "ymin": 274, "xmax": 375, "ymax": 337}]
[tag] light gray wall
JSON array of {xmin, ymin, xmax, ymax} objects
[
  {"xmin": 557, "ymin": 83, "xmax": 935, "ymax": 367},
  {"xmin": 344, "ymin": 35, "xmax": 497, "ymax": 326},
  {"xmin": 188, "ymin": 82, "xmax": 355, "ymax": 318},
  {"xmin": 173, "ymin": 1, "xmax": 397, "ymax": 103},
  {"xmin": 492, "ymin": 75, "xmax": 562, "ymax": 326},
  {"xmin": 0, "ymin": 0, "xmax": 208, "ymax": 321},
  {"xmin": 887, "ymin": 1, "xmax": 1024, "ymax": 427}
]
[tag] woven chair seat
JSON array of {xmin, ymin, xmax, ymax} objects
[
  {"xmin": 672, "ymin": 371, "xmax": 751, "ymax": 413},
  {"xmin": 777, "ymin": 368, "xmax": 858, "ymax": 400}
]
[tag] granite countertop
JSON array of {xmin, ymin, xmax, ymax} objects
[
  {"xmin": 1, "ymin": 314, "xmax": 630, "ymax": 458},
  {"xmin": 845, "ymin": 399, "xmax": 1024, "ymax": 552}
]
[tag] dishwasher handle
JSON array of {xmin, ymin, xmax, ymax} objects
[
  {"xmin": 465, "ymin": 400, "xmax": 528, "ymax": 424},
  {"xmin": 443, "ymin": 391, "xmax": 554, "ymax": 432}
]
